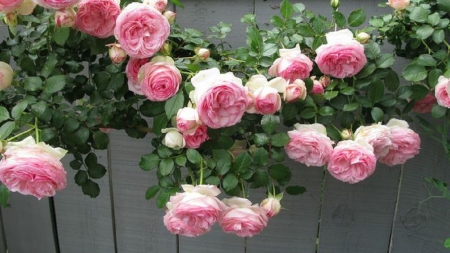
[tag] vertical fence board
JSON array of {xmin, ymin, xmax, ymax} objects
[
  {"xmin": 3, "ymin": 195, "xmax": 56, "ymax": 253},
  {"xmin": 54, "ymin": 152, "xmax": 115, "ymax": 253},
  {"xmin": 389, "ymin": 131, "xmax": 450, "ymax": 253},
  {"xmin": 109, "ymin": 130, "xmax": 176, "ymax": 253}
]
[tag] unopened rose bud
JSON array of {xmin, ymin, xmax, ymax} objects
[
  {"xmin": 260, "ymin": 194, "xmax": 282, "ymax": 218},
  {"xmin": 195, "ymin": 48, "xmax": 210, "ymax": 61},
  {"xmin": 163, "ymin": 10, "xmax": 176, "ymax": 25},
  {"xmin": 3, "ymin": 12, "xmax": 18, "ymax": 27},
  {"xmin": 107, "ymin": 43, "xmax": 127, "ymax": 64},
  {"xmin": 160, "ymin": 43, "xmax": 172, "ymax": 56},
  {"xmin": 162, "ymin": 128, "xmax": 185, "ymax": 150},
  {"xmin": 310, "ymin": 80, "xmax": 324, "ymax": 95},
  {"xmin": 356, "ymin": 32, "xmax": 370, "ymax": 44},
  {"xmin": 55, "ymin": 7, "xmax": 76, "ymax": 28},
  {"xmin": 319, "ymin": 76, "xmax": 331, "ymax": 88},
  {"xmin": 0, "ymin": 61, "xmax": 14, "ymax": 91},
  {"xmin": 340, "ymin": 129, "xmax": 352, "ymax": 140},
  {"xmin": 331, "ymin": 0, "xmax": 340, "ymax": 9},
  {"xmin": 18, "ymin": 0, "xmax": 37, "ymax": 15}
]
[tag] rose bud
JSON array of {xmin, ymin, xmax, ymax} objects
[
  {"xmin": 340, "ymin": 129, "xmax": 352, "ymax": 140},
  {"xmin": 0, "ymin": 61, "xmax": 14, "ymax": 91},
  {"xmin": 55, "ymin": 7, "xmax": 76, "ymax": 28},
  {"xmin": 331, "ymin": 0, "xmax": 340, "ymax": 9},
  {"xmin": 143, "ymin": 0, "xmax": 167, "ymax": 12},
  {"xmin": 319, "ymin": 75, "xmax": 331, "ymax": 88},
  {"xmin": 162, "ymin": 128, "xmax": 185, "ymax": 150},
  {"xmin": 163, "ymin": 10, "xmax": 176, "ymax": 25},
  {"xmin": 195, "ymin": 48, "xmax": 210, "ymax": 61},
  {"xmin": 160, "ymin": 43, "xmax": 172, "ymax": 56},
  {"xmin": 356, "ymin": 32, "xmax": 370, "ymax": 44},
  {"xmin": 3, "ymin": 12, "xmax": 18, "ymax": 26},
  {"xmin": 107, "ymin": 43, "xmax": 127, "ymax": 64},
  {"xmin": 260, "ymin": 194, "xmax": 282, "ymax": 218}
]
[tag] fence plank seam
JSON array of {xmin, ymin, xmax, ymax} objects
[
  {"xmin": 107, "ymin": 141, "xmax": 119, "ymax": 253},
  {"xmin": 387, "ymin": 163, "xmax": 405, "ymax": 253}
]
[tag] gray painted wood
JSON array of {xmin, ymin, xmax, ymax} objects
[
  {"xmin": 3, "ymin": 194, "xmax": 56, "ymax": 253},
  {"xmin": 109, "ymin": 130, "xmax": 176, "ymax": 253},
  {"xmin": 54, "ymin": 151, "xmax": 115, "ymax": 253},
  {"xmin": 0, "ymin": 208, "xmax": 5, "ymax": 253},
  {"xmin": 389, "ymin": 130, "xmax": 450, "ymax": 253}
]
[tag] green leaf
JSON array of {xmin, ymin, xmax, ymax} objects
[
  {"xmin": 417, "ymin": 54, "xmax": 437, "ymax": 67},
  {"xmin": 186, "ymin": 149, "xmax": 202, "ymax": 164},
  {"xmin": 145, "ymin": 185, "xmax": 161, "ymax": 200},
  {"xmin": 52, "ymin": 27, "xmax": 70, "ymax": 46},
  {"xmin": 213, "ymin": 149, "xmax": 231, "ymax": 175},
  {"xmin": 75, "ymin": 170, "xmax": 89, "ymax": 186},
  {"xmin": 246, "ymin": 26, "xmax": 263, "ymax": 51},
  {"xmin": 165, "ymin": 92, "xmax": 184, "ymax": 119},
  {"xmin": 222, "ymin": 173, "xmax": 239, "ymax": 191},
  {"xmin": 286, "ymin": 185, "xmax": 307, "ymax": 195},
  {"xmin": 280, "ymin": 0, "xmax": 294, "ymax": 19},
  {"xmin": 270, "ymin": 15, "xmax": 284, "ymax": 27},
  {"xmin": 253, "ymin": 148, "xmax": 269, "ymax": 166},
  {"xmin": 324, "ymin": 91, "xmax": 339, "ymax": 100},
  {"xmin": 271, "ymin": 132, "xmax": 290, "ymax": 147},
  {"xmin": 261, "ymin": 115, "xmax": 280, "ymax": 134},
  {"xmin": 92, "ymin": 131, "xmax": 109, "ymax": 150},
  {"xmin": 437, "ymin": 0, "xmax": 450, "ymax": 12},
  {"xmin": 252, "ymin": 170, "xmax": 270, "ymax": 188},
  {"xmin": 70, "ymin": 159, "xmax": 83, "ymax": 170},
  {"xmin": 205, "ymin": 176, "xmax": 220, "ymax": 186},
  {"xmin": 24, "ymin": 76, "xmax": 43, "ymax": 91},
  {"xmin": 332, "ymin": 11, "xmax": 346, "ymax": 28},
  {"xmin": 416, "ymin": 25, "xmax": 434, "ymax": 40},
  {"xmin": 318, "ymin": 106, "xmax": 335, "ymax": 116},
  {"xmin": 73, "ymin": 127, "xmax": 90, "ymax": 145},
  {"xmin": 157, "ymin": 146, "xmax": 172, "ymax": 158},
  {"xmin": 343, "ymin": 102, "xmax": 360, "ymax": 111},
  {"xmin": 156, "ymin": 191, "xmax": 171, "ymax": 208},
  {"xmin": 140, "ymin": 154, "xmax": 160, "ymax": 171},
  {"xmin": 152, "ymin": 113, "xmax": 169, "ymax": 136},
  {"xmin": 254, "ymin": 133, "xmax": 270, "ymax": 146},
  {"xmin": 369, "ymin": 78, "xmax": 384, "ymax": 104},
  {"xmin": 0, "ymin": 107, "xmax": 9, "ymax": 123},
  {"xmin": 11, "ymin": 100, "xmax": 28, "ymax": 120},
  {"xmin": 87, "ymin": 164, "xmax": 107, "ymax": 179},
  {"xmin": 376, "ymin": 54, "xmax": 395, "ymax": 68},
  {"xmin": 0, "ymin": 185, "xmax": 10, "ymax": 208},
  {"xmin": 428, "ymin": 69, "xmax": 443, "ymax": 88},
  {"xmin": 410, "ymin": 84, "xmax": 429, "ymax": 100},
  {"xmin": 364, "ymin": 41, "xmax": 381, "ymax": 59},
  {"xmin": 403, "ymin": 63, "xmax": 427, "ymax": 82},
  {"xmin": 431, "ymin": 104, "xmax": 447, "ymax": 118},
  {"xmin": 268, "ymin": 163, "xmax": 291, "ymax": 184},
  {"xmin": 348, "ymin": 9, "xmax": 366, "ymax": 27},
  {"xmin": 175, "ymin": 155, "xmax": 187, "ymax": 167},
  {"xmin": 409, "ymin": 7, "xmax": 429, "ymax": 23},
  {"xmin": 427, "ymin": 13, "xmax": 440, "ymax": 26},
  {"xmin": 233, "ymin": 152, "xmax": 252, "ymax": 172},
  {"xmin": 43, "ymin": 75, "xmax": 66, "ymax": 93},
  {"xmin": 432, "ymin": 30, "xmax": 445, "ymax": 44},
  {"xmin": 300, "ymin": 108, "xmax": 316, "ymax": 119},
  {"xmin": 262, "ymin": 43, "xmax": 278, "ymax": 57},
  {"xmin": 371, "ymin": 107, "xmax": 384, "ymax": 122},
  {"xmin": 444, "ymin": 238, "xmax": 450, "ymax": 248},
  {"xmin": 0, "ymin": 122, "xmax": 15, "ymax": 140},
  {"xmin": 159, "ymin": 159, "xmax": 174, "ymax": 176},
  {"xmin": 169, "ymin": 0, "xmax": 184, "ymax": 8},
  {"xmin": 82, "ymin": 179, "xmax": 100, "ymax": 198},
  {"xmin": 41, "ymin": 53, "xmax": 58, "ymax": 78}
]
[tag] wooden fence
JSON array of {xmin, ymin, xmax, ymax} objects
[{"xmin": 2, "ymin": 0, "xmax": 450, "ymax": 252}]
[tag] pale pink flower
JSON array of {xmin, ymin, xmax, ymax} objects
[
  {"xmin": 260, "ymin": 196, "xmax": 281, "ymax": 218},
  {"xmin": 126, "ymin": 57, "xmax": 149, "ymax": 95},
  {"xmin": 354, "ymin": 123, "xmax": 392, "ymax": 158},
  {"xmin": 191, "ymin": 68, "xmax": 249, "ymax": 129},
  {"xmin": 164, "ymin": 185, "xmax": 226, "ymax": 236},
  {"xmin": 176, "ymin": 107, "xmax": 201, "ymax": 135},
  {"xmin": 0, "ymin": 137, "xmax": 67, "ymax": 199},
  {"xmin": 268, "ymin": 44, "xmax": 313, "ymax": 82},
  {"xmin": 387, "ymin": 0, "xmax": 410, "ymax": 10},
  {"xmin": 285, "ymin": 123, "xmax": 334, "ymax": 167},
  {"xmin": 327, "ymin": 140, "xmax": 377, "ymax": 184},
  {"xmin": 412, "ymin": 93, "xmax": 437, "ymax": 113},
  {"xmin": 253, "ymin": 86, "xmax": 282, "ymax": 115},
  {"xmin": 138, "ymin": 61, "xmax": 181, "ymax": 101},
  {"xmin": 435, "ymin": 76, "xmax": 450, "ymax": 108},
  {"xmin": 379, "ymin": 119, "xmax": 420, "ymax": 166},
  {"xmin": 284, "ymin": 79, "xmax": 307, "ymax": 103},
  {"xmin": 0, "ymin": 61, "xmax": 13, "ymax": 91},
  {"xmin": 107, "ymin": 43, "xmax": 127, "ymax": 64},
  {"xmin": 219, "ymin": 197, "xmax": 269, "ymax": 237},
  {"xmin": 0, "ymin": 0, "xmax": 22, "ymax": 14},
  {"xmin": 184, "ymin": 125, "xmax": 209, "ymax": 149},
  {"xmin": 55, "ymin": 7, "xmax": 76, "ymax": 28},
  {"xmin": 32, "ymin": 0, "xmax": 80, "ymax": 9},
  {"xmin": 75, "ymin": 0, "xmax": 121, "ymax": 38},
  {"xmin": 195, "ymin": 48, "xmax": 210, "ymax": 61},
  {"xmin": 315, "ymin": 29, "xmax": 367, "ymax": 79},
  {"xmin": 143, "ymin": 0, "xmax": 167, "ymax": 12},
  {"xmin": 310, "ymin": 79, "xmax": 324, "ymax": 95},
  {"xmin": 114, "ymin": 3, "xmax": 170, "ymax": 59}
]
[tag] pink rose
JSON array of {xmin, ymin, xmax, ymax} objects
[
  {"xmin": 285, "ymin": 123, "xmax": 334, "ymax": 167},
  {"xmin": 184, "ymin": 124, "xmax": 209, "ymax": 149},
  {"xmin": 435, "ymin": 76, "xmax": 450, "ymax": 108},
  {"xmin": 143, "ymin": 0, "xmax": 167, "ymax": 12},
  {"xmin": 219, "ymin": 197, "xmax": 269, "ymax": 237},
  {"xmin": 114, "ymin": 3, "xmax": 170, "ymax": 59},
  {"xmin": 0, "ymin": 0, "xmax": 22, "ymax": 14},
  {"xmin": 268, "ymin": 44, "xmax": 313, "ymax": 82},
  {"xmin": 253, "ymin": 86, "xmax": 282, "ymax": 115},
  {"xmin": 192, "ymin": 68, "xmax": 249, "ymax": 129},
  {"xmin": 310, "ymin": 79, "xmax": 324, "ymax": 95},
  {"xmin": 0, "ymin": 61, "xmax": 14, "ymax": 91},
  {"xmin": 260, "ymin": 196, "xmax": 282, "ymax": 218},
  {"xmin": 379, "ymin": 119, "xmax": 420, "ymax": 166},
  {"xmin": 327, "ymin": 140, "xmax": 377, "ymax": 184},
  {"xmin": 163, "ymin": 211, "xmax": 207, "ymax": 237},
  {"xmin": 126, "ymin": 57, "xmax": 149, "ymax": 95},
  {"xmin": 387, "ymin": 0, "xmax": 410, "ymax": 10},
  {"xmin": 315, "ymin": 29, "xmax": 367, "ymax": 79},
  {"xmin": 164, "ymin": 185, "xmax": 226, "ymax": 236},
  {"xmin": 107, "ymin": 43, "xmax": 127, "ymax": 64},
  {"xmin": 55, "ymin": 7, "xmax": 76, "ymax": 28},
  {"xmin": 138, "ymin": 61, "xmax": 181, "ymax": 101},
  {"xmin": 412, "ymin": 93, "xmax": 437, "ymax": 113},
  {"xmin": 176, "ymin": 107, "xmax": 201, "ymax": 134},
  {"xmin": 284, "ymin": 79, "xmax": 307, "ymax": 103},
  {"xmin": 354, "ymin": 123, "xmax": 392, "ymax": 158},
  {"xmin": 0, "ymin": 137, "xmax": 67, "ymax": 199},
  {"xmin": 32, "ymin": 0, "xmax": 80, "ymax": 9},
  {"xmin": 75, "ymin": 0, "xmax": 120, "ymax": 38}
]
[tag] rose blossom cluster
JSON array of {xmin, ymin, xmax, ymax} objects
[
  {"xmin": 163, "ymin": 184, "xmax": 281, "ymax": 237},
  {"xmin": 0, "ymin": 136, "xmax": 68, "ymax": 199},
  {"xmin": 285, "ymin": 118, "xmax": 420, "ymax": 184}
]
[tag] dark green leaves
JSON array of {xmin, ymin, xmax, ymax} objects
[
  {"xmin": 43, "ymin": 75, "xmax": 66, "ymax": 93},
  {"xmin": 280, "ymin": 0, "xmax": 294, "ymax": 19},
  {"xmin": 348, "ymin": 9, "xmax": 366, "ymax": 27}
]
